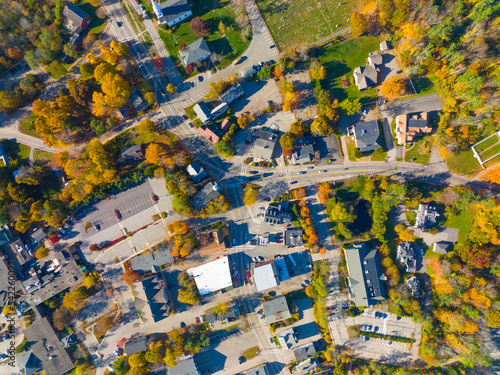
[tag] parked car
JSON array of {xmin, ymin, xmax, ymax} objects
[
  {"xmin": 263, "ymin": 197, "xmax": 270, "ymax": 202},
  {"xmin": 195, "ymin": 317, "xmax": 200, "ymax": 323},
  {"xmin": 126, "ymin": 41, "xmax": 131, "ymax": 47},
  {"xmin": 319, "ymin": 170, "xmax": 327, "ymax": 173},
  {"xmin": 297, "ymin": 171, "xmax": 306, "ymax": 175},
  {"xmin": 249, "ymin": 171, "xmax": 259, "ymax": 174},
  {"xmin": 306, "ymin": 166, "xmax": 314, "ymax": 170},
  {"xmin": 94, "ymin": 224, "xmax": 100, "ymax": 231},
  {"xmin": 151, "ymin": 193, "xmax": 158, "ymax": 202},
  {"xmin": 257, "ymin": 214, "xmax": 264, "ymax": 218},
  {"xmin": 114, "ymin": 209, "xmax": 121, "ymax": 220},
  {"xmin": 198, "ymin": 75, "xmax": 203, "ymax": 82}
]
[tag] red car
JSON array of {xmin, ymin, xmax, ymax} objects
[
  {"xmin": 151, "ymin": 193, "xmax": 158, "ymax": 202},
  {"xmin": 263, "ymin": 197, "xmax": 270, "ymax": 202},
  {"xmin": 126, "ymin": 41, "xmax": 131, "ymax": 47},
  {"xmin": 114, "ymin": 209, "xmax": 121, "ymax": 220},
  {"xmin": 195, "ymin": 317, "xmax": 200, "ymax": 323}
]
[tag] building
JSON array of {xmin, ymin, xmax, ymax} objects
[
  {"xmin": 179, "ymin": 38, "xmax": 211, "ymax": 66},
  {"xmin": 273, "ymin": 257, "xmax": 290, "ymax": 282},
  {"xmin": 63, "ymin": 3, "xmax": 92, "ymax": 30},
  {"xmin": 120, "ymin": 144, "xmax": 145, "ymax": 164},
  {"xmin": 295, "ymin": 358, "xmax": 319, "ymax": 374},
  {"xmin": 186, "ymin": 161, "xmax": 208, "ymax": 183},
  {"xmin": 414, "ymin": 204, "xmax": 439, "ymax": 230},
  {"xmin": 433, "ymin": 242, "xmax": 449, "ymax": 254},
  {"xmin": 0, "ymin": 141, "xmax": 9, "ymax": 166},
  {"xmin": 284, "ymin": 228, "xmax": 303, "ymax": 247},
  {"xmin": 210, "ymin": 102, "xmax": 229, "ymax": 120},
  {"xmin": 254, "ymin": 261, "xmax": 279, "ymax": 292},
  {"xmin": 194, "ymin": 102, "xmax": 211, "ymax": 124},
  {"xmin": 131, "ymin": 274, "xmax": 171, "ymax": 323},
  {"xmin": 220, "ymin": 119, "xmax": 232, "ymax": 131},
  {"xmin": 21, "ymin": 317, "xmax": 75, "ymax": 375},
  {"xmin": 124, "ymin": 336, "xmax": 149, "ymax": 355},
  {"xmin": 253, "ymin": 128, "xmax": 279, "ymax": 160},
  {"xmin": 161, "ymin": 355, "xmax": 200, "ymax": 375},
  {"xmin": 197, "ymin": 124, "xmax": 225, "ymax": 144},
  {"xmin": 205, "ymin": 302, "xmax": 240, "ymax": 324},
  {"xmin": 243, "ymin": 364, "xmax": 269, "ymax": 375},
  {"xmin": 292, "ymin": 143, "xmax": 314, "ymax": 165},
  {"xmin": 368, "ymin": 52, "xmax": 383, "ymax": 68},
  {"xmin": 380, "ymin": 40, "xmax": 392, "ymax": 51},
  {"xmin": 264, "ymin": 204, "xmax": 292, "ymax": 225},
  {"xmin": 406, "ymin": 276, "xmax": 421, "ymax": 297},
  {"xmin": 354, "ymin": 65, "xmax": 379, "ymax": 90},
  {"xmin": 241, "ymin": 66, "xmax": 256, "ymax": 78},
  {"xmin": 344, "ymin": 243, "xmax": 386, "ymax": 307},
  {"xmin": 293, "ymin": 342, "xmax": 317, "ymax": 361},
  {"xmin": 277, "ymin": 328, "xmax": 297, "ymax": 349},
  {"xmin": 198, "ymin": 230, "xmax": 227, "ymax": 256},
  {"xmin": 151, "ymin": 0, "xmax": 192, "ymax": 27},
  {"xmin": 352, "ymin": 120, "xmax": 382, "ymax": 153},
  {"xmin": 219, "ymin": 83, "xmax": 245, "ymax": 104},
  {"xmin": 396, "ymin": 112, "xmax": 432, "ymax": 145},
  {"xmin": 130, "ymin": 246, "xmax": 173, "ymax": 273},
  {"xmin": 396, "ymin": 241, "xmax": 417, "ymax": 273},
  {"xmin": 187, "ymin": 256, "xmax": 233, "ymax": 296},
  {"xmin": 129, "ymin": 87, "xmax": 149, "ymax": 112},
  {"xmin": 262, "ymin": 295, "xmax": 291, "ymax": 324},
  {"xmin": 192, "ymin": 181, "xmax": 222, "ymax": 210}
]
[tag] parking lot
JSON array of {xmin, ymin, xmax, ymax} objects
[{"xmin": 209, "ymin": 329, "xmax": 242, "ymax": 345}]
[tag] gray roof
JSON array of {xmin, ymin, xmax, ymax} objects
[
  {"xmin": 219, "ymin": 83, "xmax": 244, "ymax": 104},
  {"xmin": 369, "ymin": 53, "xmax": 383, "ymax": 67},
  {"xmin": 120, "ymin": 144, "xmax": 144, "ymax": 163},
  {"xmin": 296, "ymin": 358, "xmax": 319, "ymax": 373},
  {"xmin": 353, "ymin": 120, "xmax": 382, "ymax": 152},
  {"xmin": 380, "ymin": 41, "xmax": 392, "ymax": 51},
  {"xmin": 396, "ymin": 241, "xmax": 417, "ymax": 273},
  {"xmin": 159, "ymin": 0, "xmax": 191, "ymax": 24},
  {"xmin": 23, "ymin": 318, "xmax": 75, "ymax": 375},
  {"xmin": 124, "ymin": 337, "xmax": 148, "ymax": 355},
  {"xmin": 17, "ymin": 351, "xmax": 42, "ymax": 375},
  {"xmin": 293, "ymin": 342, "xmax": 317, "ymax": 361},
  {"xmin": 243, "ymin": 364, "xmax": 269, "ymax": 375},
  {"xmin": 284, "ymin": 228, "xmax": 303, "ymax": 247},
  {"xmin": 433, "ymin": 242, "xmax": 449, "ymax": 254},
  {"xmin": 241, "ymin": 66, "xmax": 257, "ymax": 78},
  {"xmin": 210, "ymin": 102, "xmax": 229, "ymax": 119},
  {"xmin": 408, "ymin": 119, "xmax": 428, "ymax": 128},
  {"xmin": 63, "ymin": 3, "xmax": 90, "ymax": 27},
  {"xmin": 406, "ymin": 276, "xmax": 421, "ymax": 297},
  {"xmin": 131, "ymin": 274, "xmax": 170, "ymax": 323},
  {"xmin": 254, "ymin": 262, "xmax": 279, "ymax": 292},
  {"xmin": 415, "ymin": 204, "xmax": 439, "ymax": 229},
  {"xmin": 30, "ymin": 227, "xmax": 46, "ymax": 244},
  {"xmin": 130, "ymin": 87, "xmax": 149, "ymax": 112},
  {"xmin": 277, "ymin": 328, "xmax": 297, "ymax": 349},
  {"xmin": 264, "ymin": 204, "xmax": 292, "ymax": 225},
  {"xmin": 130, "ymin": 247, "xmax": 173, "ymax": 273},
  {"xmin": 253, "ymin": 129, "xmax": 278, "ymax": 160},
  {"xmin": 179, "ymin": 38, "xmax": 211, "ymax": 66},
  {"xmin": 292, "ymin": 144, "xmax": 314, "ymax": 164},
  {"xmin": 354, "ymin": 65, "xmax": 378, "ymax": 90},
  {"xmin": 0, "ymin": 226, "xmax": 12, "ymax": 246},
  {"xmin": 192, "ymin": 181, "xmax": 222, "ymax": 210},
  {"xmin": 345, "ymin": 243, "xmax": 386, "ymax": 307},
  {"xmin": 194, "ymin": 102, "xmax": 211, "ymax": 123},
  {"xmin": 263, "ymin": 295, "xmax": 291, "ymax": 324},
  {"xmin": 186, "ymin": 161, "xmax": 208, "ymax": 183}
]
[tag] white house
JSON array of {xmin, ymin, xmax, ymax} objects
[{"xmin": 152, "ymin": 0, "xmax": 192, "ymax": 27}]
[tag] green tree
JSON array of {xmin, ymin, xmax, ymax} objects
[
  {"xmin": 63, "ymin": 43, "xmax": 78, "ymax": 59},
  {"xmin": 24, "ymin": 50, "xmax": 40, "ymax": 70},
  {"xmin": 137, "ymin": 119, "xmax": 156, "ymax": 136},
  {"xmin": 90, "ymin": 119, "xmax": 107, "ymax": 136},
  {"xmin": 339, "ymin": 98, "xmax": 361, "ymax": 115},
  {"xmin": 166, "ymin": 83, "xmax": 176, "ymax": 95},
  {"xmin": 144, "ymin": 91, "xmax": 156, "ymax": 106},
  {"xmin": 279, "ymin": 132, "xmax": 296, "ymax": 151},
  {"xmin": 128, "ymin": 353, "xmax": 147, "ymax": 368},
  {"xmin": 257, "ymin": 65, "xmax": 272, "ymax": 80},
  {"xmin": 145, "ymin": 341, "xmax": 163, "ymax": 363},
  {"xmin": 80, "ymin": 63, "xmax": 95, "ymax": 79}
]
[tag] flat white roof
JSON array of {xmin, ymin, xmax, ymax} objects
[
  {"xmin": 254, "ymin": 262, "xmax": 279, "ymax": 292},
  {"xmin": 187, "ymin": 256, "xmax": 232, "ymax": 296}
]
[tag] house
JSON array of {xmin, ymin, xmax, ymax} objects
[
  {"xmin": 210, "ymin": 102, "xmax": 229, "ymax": 120},
  {"xmin": 205, "ymin": 302, "xmax": 240, "ymax": 324},
  {"xmin": 352, "ymin": 120, "xmax": 382, "ymax": 153},
  {"xmin": 414, "ymin": 204, "xmax": 439, "ymax": 230},
  {"xmin": 198, "ymin": 230, "xmax": 227, "ymax": 256},
  {"xmin": 124, "ymin": 336, "xmax": 149, "ymax": 355},
  {"xmin": 254, "ymin": 261, "xmax": 279, "ymax": 292},
  {"xmin": 21, "ymin": 317, "xmax": 75, "ymax": 375},
  {"xmin": 284, "ymin": 228, "xmax": 303, "ymax": 247},
  {"xmin": 0, "ymin": 141, "xmax": 9, "ymax": 166},
  {"xmin": 353, "ymin": 65, "xmax": 379, "ymax": 90},
  {"xmin": 295, "ymin": 358, "xmax": 319, "ymax": 374},
  {"xmin": 380, "ymin": 40, "xmax": 392, "ymax": 51},
  {"xmin": 120, "ymin": 144, "xmax": 145, "ymax": 164},
  {"xmin": 160, "ymin": 355, "xmax": 200, "ymax": 375},
  {"xmin": 131, "ymin": 274, "xmax": 171, "ymax": 323},
  {"xmin": 179, "ymin": 38, "xmax": 211, "ymax": 67},
  {"xmin": 433, "ymin": 242, "xmax": 449, "ymax": 254},
  {"xmin": 368, "ymin": 52, "xmax": 383, "ymax": 68},
  {"xmin": 292, "ymin": 143, "xmax": 315, "ymax": 165},
  {"xmin": 30, "ymin": 227, "xmax": 46, "ymax": 246},
  {"xmin": 344, "ymin": 243, "xmax": 386, "ymax": 307},
  {"xmin": 253, "ymin": 128, "xmax": 279, "ymax": 160},
  {"xmin": 293, "ymin": 342, "xmax": 317, "ymax": 361},
  {"xmin": 192, "ymin": 181, "xmax": 222, "ymax": 210},
  {"xmin": 197, "ymin": 124, "xmax": 224, "ymax": 144},
  {"xmin": 194, "ymin": 102, "xmax": 212, "ymax": 124},
  {"xmin": 406, "ymin": 276, "xmax": 421, "ymax": 297},
  {"xmin": 273, "ymin": 257, "xmax": 290, "ymax": 282},
  {"xmin": 129, "ymin": 87, "xmax": 149, "ymax": 112},
  {"xmin": 151, "ymin": 0, "xmax": 192, "ymax": 27},
  {"xmin": 241, "ymin": 66, "xmax": 257, "ymax": 78},
  {"xmin": 68, "ymin": 33, "xmax": 84, "ymax": 51},
  {"xmin": 264, "ymin": 204, "xmax": 292, "ymax": 225},
  {"xmin": 187, "ymin": 256, "xmax": 233, "ymax": 296},
  {"xmin": 186, "ymin": 161, "xmax": 208, "ymax": 183},
  {"xmin": 396, "ymin": 112, "xmax": 432, "ymax": 145},
  {"xmin": 219, "ymin": 83, "xmax": 245, "ymax": 104},
  {"xmin": 263, "ymin": 295, "xmax": 291, "ymax": 324},
  {"xmin": 130, "ymin": 246, "xmax": 173, "ymax": 273},
  {"xmin": 243, "ymin": 364, "xmax": 269, "ymax": 375},
  {"xmin": 277, "ymin": 328, "xmax": 297, "ymax": 349},
  {"xmin": 63, "ymin": 3, "xmax": 92, "ymax": 31},
  {"xmin": 220, "ymin": 119, "xmax": 232, "ymax": 131},
  {"xmin": 396, "ymin": 241, "xmax": 417, "ymax": 273}
]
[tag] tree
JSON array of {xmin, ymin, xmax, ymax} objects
[
  {"xmin": 311, "ymin": 115, "xmax": 334, "ymax": 136},
  {"xmin": 190, "ymin": 17, "xmax": 210, "ymax": 37},
  {"xmin": 52, "ymin": 306, "xmax": 73, "ymax": 330},
  {"xmin": 380, "ymin": 76, "xmax": 406, "ymax": 99},
  {"xmin": 300, "ymin": 206, "xmax": 310, "ymax": 217},
  {"xmin": 63, "ymin": 43, "xmax": 78, "ymax": 59},
  {"xmin": 2, "ymin": 305, "xmax": 15, "ymax": 316},
  {"xmin": 90, "ymin": 119, "xmax": 107, "ymax": 136},
  {"xmin": 290, "ymin": 120, "xmax": 307, "ymax": 138},
  {"xmin": 35, "ymin": 246, "xmax": 49, "ymax": 259},
  {"xmin": 274, "ymin": 65, "xmax": 284, "ymax": 78},
  {"xmin": 257, "ymin": 65, "xmax": 272, "ymax": 80},
  {"xmin": 90, "ymin": 0, "xmax": 101, "ymax": 6},
  {"xmin": 310, "ymin": 62, "xmax": 327, "ymax": 80},
  {"xmin": 294, "ymin": 188, "xmax": 306, "ymax": 199},
  {"xmin": 339, "ymin": 98, "xmax": 361, "ymax": 115},
  {"xmin": 24, "ymin": 50, "xmax": 40, "ymax": 69},
  {"xmin": 144, "ymin": 91, "xmax": 156, "ymax": 106},
  {"xmin": 124, "ymin": 269, "xmax": 141, "ymax": 285},
  {"xmin": 243, "ymin": 184, "xmax": 259, "ymax": 206},
  {"xmin": 350, "ymin": 12, "xmax": 368, "ymax": 37},
  {"xmin": 84, "ymin": 273, "xmax": 98, "ymax": 289},
  {"xmin": 63, "ymin": 289, "xmax": 88, "ymax": 311},
  {"xmin": 280, "ymin": 132, "xmax": 296, "ymax": 152},
  {"xmin": 178, "ymin": 287, "xmax": 200, "ymax": 305},
  {"xmin": 128, "ymin": 353, "xmax": 147, "ymax": 368},
  {"xmin": 138, "ymin": 119, "xmax": 156, "ymax": 136},
  {"xmin": 166, "ymin": 83, "xmax": 176, "ymax": 95},
  {"xmin": 328, "ymin": 198, "xmax": 355, "ymax": 223},
  {"xmin": 145, "ymin": 341, "xmax": 163, "ymax": 363},
  {"xmin": 145, "ymin": 143, "xmax": 165, "ymax": 164},
  {"xmin": 163, "ymin": 347, "xmax": 177, "ymax": 367},
  {"xmin": 237, "ymin": 112, "xmax": 255, "ymax": 129}
]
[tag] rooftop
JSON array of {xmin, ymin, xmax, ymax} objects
[
  {"xmin": 124, "ymin": 336, "xmax": 149, "ymax": 355},
  {"xmin": 130, "ymin": 247, "xmax": 173, "ymax": 273},
  {"xmin": 131, "ymin": 274, "xmax": 170, "ymax": 323},
  {"xmin": 273, "ymin": 257, "xmax": 290, "ymax": 282},
  {"xmin": 243, "ymin": 364, "xmax": 269, "ymax": 375},
  {"xmin": 264, "ymin": 204, "xmax": 292, "ymax": 225},
  {"xmin": 415, "ymin": 204, "xmax": 439, "ymax": 230},
  {"xmin": 194, "ymin": 102, "xmax": 211, "ymax": 124},
  {"xmin": 254, "ymin": 262, "xmax": 279, "ymax": 292},
  {"xmin": 253, "ymin": 128, "xmax": 278, "ymax": 160},
  {"xmin": 186, "ymin": 161, "xmax": 208, "ymax": 183},
  {"xmin": 187, "ymin": 256, "xmax": 233, "ymax": 296},
  {"xmin": 292, "ymin": 143, "xmax": 314, "ymax": 165},
  {"xmin": 157, "ymin": 0, "xmax": 191, "ymax": 24},
  {"xmin": 192, "ymin": 181, "xmax": 222, "ymax": 210},
  {"xmin": 219, "ymin": 83, "xmax": 244, "ymax": 104},
  {"xmin": 262, "ymin": 295, "xmax": 291, "ymax": 324},
  {"xmin": 353, "ymin": 120, "xmax": 382, "ymax": 153},
  {"xmin": 284, "ymin": 228, "xmax": 303, "ymax": 247},
  {"xmin": 396, "ymin": 241, "xmax": 417, "ymax": 273},
  {"xmin": 277, "ymin": 328, "xmax": 297, "ymax": 349},
  {"xmin": 179, "ymin": 38, "xmax": 211, "ymax": 66},
  {"xmin": 293, "ymin": 342, "xmax": 317, "ymax": 361}
]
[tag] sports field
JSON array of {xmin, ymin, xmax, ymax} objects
[{"xmin": 255, "ymin": 0, "xmax": 356, "ymax": 49}]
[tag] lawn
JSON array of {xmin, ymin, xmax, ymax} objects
[
  {"xmin": 157, "ymin": 0, "xmax": 251, "ymax": 73},
  {"xmin": 184, "ymin": 103, "xmax": 197, "ymax": 119},
  {"xmin": 446, "ymin": 149, "xmax": 482, "ymax": 176},
  {"xmin": 77, "ymin": 0, "xmax": 107, "ymax": 34},
  {"xmin": 34, "ymin": 149, "xmax": 53, "ymax": 163},
  {"xmin": 474, "ymin": 134, "xmax": 499, "ymax": 153},
  {"xmin": 404, "ymin": 136, "xmax": 434, "ymax": 164},
  {"xmin": 371, "ymin": 121, "xmax": 388, "ymax": 161},
  {"xmin": 241, "ymin": 346, "xmax": 260, "ymax": 360},
  {"xmin": 478, "ymin": 142, "xmax": 500, "ymax": 161},
  {"xmin": 255, "ymin": 0, "xmax": 356, "ymax": 49},
  {"xmin": 443, "ymin": 205, "xmax": 477, "ymax": 245},
  {"xmin": 316, "ymin": 36, "xmax": 381, "ymax": 103},
  {"xmin": 3, "ymin": 140, "xmax": 30, "ymax": 162},
  {"xmin": 412, "ymin": 74, "xmax": 436, "ymax": 96},
  {"xmin": 345, "ymin": 136, "xmax": 369, "ymax": 162}
]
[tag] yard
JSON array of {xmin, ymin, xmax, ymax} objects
[
  {"xmin": 255, "ymin": 0, "xmax": 355, "ymax": 49},
  {"xmin": 446, "ymin": 150, "xmax": 482, "ymax": 176},
  {"xmin": 404, "ymin": 136, "xmax": 434, "ymax": 164},
  {"xmin": 316, "ymin": 36, "xmax": 381, "ymax": 103},
  {"xmin": 477, "ymin": 142, "xmax": 500, "ymax": 161},
  {"xmin": 76, "ymin": 0, "xmax": 107, "ymax": 34},
  {"xmin": 157, "ymin": 0, "xmax": 251, "ymax": 75},
  {"xmin": 474, "ymin": 133, "xmax": 500, "ymax": 153},
  {"xmin": 443, "ymin": 204, "xmax": 477, "ymax": 245}
]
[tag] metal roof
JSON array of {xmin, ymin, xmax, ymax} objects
[
  {"xmin": 179, "ymin": 38, "xmax": 211, "ymax": 66},
  {"xmin": 353, "ymin": 120, "xmax": 382, "ymax": 152},
  {"xmin": 262, "ymin": 295, "xmax": 291, "ymax": 324},
  {"xmin": 254, "ymin": 262, "xmax": 279, "ymax": 291}
]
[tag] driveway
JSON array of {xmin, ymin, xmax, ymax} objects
[{"xmin": 412, "ymin": 226, "xmax": 459, "ymax": 247}]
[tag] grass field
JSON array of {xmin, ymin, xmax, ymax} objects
[
  {"xmin": 443, "ymin": 205, "xmax": 477, "ymax": 245},
  {"xmin": 77, "ymin": 0, "xmax": 107, "ymax": 34},
  {"xmin": 405, "ymin": 136, "xmax": 434, "ymax": 164},
  {"xmin": 446, "ymin": 149, "xmax": 482, "ymax": 176},
  {"xmin": 33, "ymin": 149, "xmax": 53, "ymax": 163},
  {"xmin": 316, "ymin": 36, "xmax": 381, "ymax": 103},
  {"xmin": 255, "ymin": 0, "xmax": 356, "ymax": 49},
  {"xmin": 19, "ymin": 113, "xmax": 39, "ymax": 137},
  {"xmin": 478, "ymin": 142, "xmax": 500, "ymax": 161},
  {"xmin": 158, "ymin": 0, "xmax": 251, "ymax": 73},
  {"xmin": 473, "ymin": 133, "xmax": 499, "ymax": 153}
]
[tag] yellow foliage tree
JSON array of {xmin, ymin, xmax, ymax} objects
[
  {"xmin": 380, "ymin": 76, "xmax": 406, "ymax": 99},
  {"xmin": 145, "ymin": 143, "xmax": 165, "ymax": 164}
]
